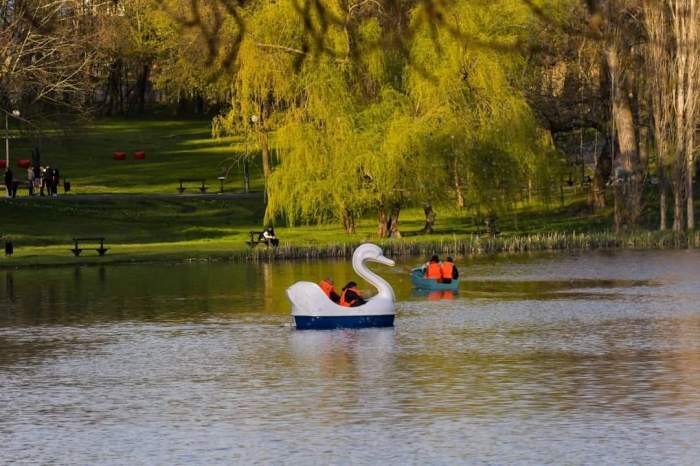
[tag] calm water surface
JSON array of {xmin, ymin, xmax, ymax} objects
[{"xmin": 1, "ymin": 250, "xmax": 700, "ymax": 465}]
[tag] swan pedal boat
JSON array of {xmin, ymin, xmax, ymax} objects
[
  {"xmin": 286, "ymin": 244, "xmax": 396, "ymax": 330},
  {"xmin": 410, "ymin": 267, "xmax": 460, "ymax": 292}
]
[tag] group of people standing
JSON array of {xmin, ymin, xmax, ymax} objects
[
  {"xmin": 3, "ymin": 165, "xmax": 60, "ymax": 198},
  {"xmin": 423, "ymin": 255, "xmax": 459, "ymax": 283}
]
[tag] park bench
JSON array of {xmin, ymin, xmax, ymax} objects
[
  {"xmin": 71, "ymin": 237, "xmax": 108, "ymax": 256},
  {"xmin": 177, "ymin": 179, "xmax": 207, "ymax": 194},
  {"xmin": 246, "ymin": 231, "xmax": 265, "ymax": 248},
  {"xmin": 245, "ymin": 230, "xmax": 279, "ymax": 248}
]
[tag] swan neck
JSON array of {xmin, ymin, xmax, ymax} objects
[{"xmin": 353, "ymin": 255, "xmax": 394, "ymax": 300}]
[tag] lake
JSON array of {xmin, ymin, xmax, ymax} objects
[{"xmin": 1, "ymin": 250, "xmax": 699, "ymax": 464}]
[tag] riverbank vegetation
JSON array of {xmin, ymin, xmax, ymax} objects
[
  {"xmin": 1, "ymin": 191, "xmax": 698, "ymax": 269},
  {"xmin": 10, "ymin": 119, "xmax": 262, "ymax": 194}
]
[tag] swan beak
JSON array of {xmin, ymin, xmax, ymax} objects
[{"xmin": 374, "ymin": 255, "xmax": 395, "ymax": 267}]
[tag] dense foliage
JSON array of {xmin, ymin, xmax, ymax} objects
[
  {"xmin": 2, "ymin": 0, "xmax": 698, "ymax": 236},
  {"xmin": 212, "ymin": 0, "xmax": 563, "ymax": 235}
]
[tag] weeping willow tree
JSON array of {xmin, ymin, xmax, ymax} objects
[
  {"xmin": 213, "ymin": 0, "xmax": 562, "ymax": 236},
  {"xmin": 212, "ymin": 0, "xmax": 306, "ymax": 183},
  {"xmin": 407, "ymin": 0, "xmax": 563, "ymax": 220}
]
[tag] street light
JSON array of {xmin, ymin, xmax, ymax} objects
[
  {"xmin": 5, "ymin": 110, "xmax": 20, "ymax": 169},
  {"xmin": 242, "ymin": 115, "xmax": 259, "ymax": 193}
]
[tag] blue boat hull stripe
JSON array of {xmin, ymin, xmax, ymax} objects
[{"xmin": 294, "ymin": 314, "xmax": 394, "ymax": 330}]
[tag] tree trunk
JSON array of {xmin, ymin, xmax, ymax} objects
[
  {"xmin": 259, "ymin": 131, "xmax": 272, "ymax": 180},
  {"xmin": 688, "ymin": 152, "xmax": 694, "ymax": 230},
  {"xmin": 341, "ymin": 208, "xmax": 355, "ymax": 234},
  {"xmin": 422, "ymin": 203, "xmax": 435, "ymax": 234},
  {"xmin": 673, "ymin": 184, "xmax": 684, "ymax": 232},
  {"xmin": 454, "ymin": 158, "xmax": 465, "ymax": 209},
  {"xmin": 127, "ymin": 63, "xmax": 150, "ymax": 115},
  {"xmin": 103, "ymin": 58, "xmax": 123, "ymax": 116},
  {"xmin": 243, "ymin": 162, "xmax": 250, "ymax": 193},
  {"xmin": 377, "ymin": 204, "xmax": 388, "ymax": 238},
  {"xmin": 388, "ymin": 203, "xmax": 401, "ymax": 238},
  {"xmin": 590, "ymin": 134, "xmax": 612, "ymax": 209},
  {"xmin": 659, "ymin": 163, "xmax": 667, "ymax": 231},
  {"xmin": 608, "ymin": 45, "xmax": 643, "ymax": 232},
  {"xmin": 137, "ymin": 64, "xmax": 149, "ymax": 115}
]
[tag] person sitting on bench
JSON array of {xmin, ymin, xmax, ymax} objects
[{"xmin": 258, "ymin": 226, "xmax": 279, "ymax": 247}]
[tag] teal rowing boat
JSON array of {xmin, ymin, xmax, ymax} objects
[{"xmin": 410, "ymin": 267, "xmax": 460, "ymax": 291}]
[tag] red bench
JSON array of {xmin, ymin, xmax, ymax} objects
[
  {"xmin": 113, "ymin": 151, "xmax": 127, "ymax": 160},
  {"xmin": 133, "ymin": 150, "xmax": 145, "ymax": 160}
]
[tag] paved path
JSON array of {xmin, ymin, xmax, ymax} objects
[{"xmin": 0, "ymin": 192, "xmax": 264, "ymax": 202}]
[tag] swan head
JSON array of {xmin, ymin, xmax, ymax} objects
[{"xmin": 354, "ymin": 243, "xmax": 395, "ymax": 267}]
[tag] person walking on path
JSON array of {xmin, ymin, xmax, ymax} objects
[
  {"xmin": 40, "ymin": 165, "xmax": 49, "ymax": 196},
  {"xmin": 51, "ymin": 167, "xmax": 60, "ymax": 196},
  {"xmin": 33, "ymin": 165, "xmax": 41, "ymax": 192},
  {"xmin": 27, "ymin": 166, "xmax": 35, "ymax": 196},
  {"xmin": 4, "ymin": 168, "xmax": 13, "ymax": 198}
]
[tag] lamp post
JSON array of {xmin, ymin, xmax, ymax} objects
[
  {"xmin": 242, "ymin": 115, "xmax": 259, "ymax": 194},
  {"xmin": 5, "ymin": 110, "xmax": 20, "ymax": 169}
]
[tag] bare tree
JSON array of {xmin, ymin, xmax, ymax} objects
[
  {"xmin": 0, "ymin": 1, "xmax": 97, "ymax": 124},
  {"xmin": 643, "ymin": 0, "xmax": 700, "ymax": 231},
  {"xmin": 669, "ymin": 0, "xmax": 700, "ymax": 230}
]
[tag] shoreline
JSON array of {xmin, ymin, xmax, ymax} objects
[{"xmin": 2, "ymin": 230, "xmax": 698, "ymax": 270}]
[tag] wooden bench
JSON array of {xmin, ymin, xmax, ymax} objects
[
  {"xmin": 71, "ymin": 237, "xmax": 108, "ymax": 256},
  {"xmin": 177, "ymin": 179, "xmax": 207, "ymax": 194},
  {"xmin": 245, "ymin": 231, "xmax": 279, "ymax": 248},
  {"xmin": 246, "ymin": 231, "xmax": 265, "ymax": 248}
]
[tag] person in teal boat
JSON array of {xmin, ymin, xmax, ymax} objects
[
  {"xmin": 423, "ymin": 255, "xmax": 442, "ymax": 280},
  {"xmin": 439, "ymin": 257, "xmax": 459, "ymax": 283}
]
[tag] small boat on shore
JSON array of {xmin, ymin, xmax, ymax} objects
[
  {"xmin": 410, "ymin": 267, "xmax": 459, "ymax": 292},
  {"xmin": 286, "ymin": 243, "xmax": 396, "ymax": 330}
]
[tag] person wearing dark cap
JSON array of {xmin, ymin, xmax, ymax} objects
[{"xmin": 339, "ymin": 281, "xmax": 366, "ymax": 307}]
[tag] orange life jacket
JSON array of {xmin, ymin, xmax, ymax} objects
[
  {"xmin": 319, "ymin": 280, "xmax": 335, "ymax": 298},
  {"xmin": 426, "ymin": 262, "xmax": 442, "ymax": 279},
  {"xmin": 340, "ymin": 287, "xmax": 361, "ymax": 307},
  {"xmin": 440, "ymin": 262, "xmax": 454, "ymax": 280}
]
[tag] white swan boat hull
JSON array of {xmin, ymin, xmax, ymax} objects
[{"xmin": 288, "ymin": 281, "xmax": 395, "ymax": 330}]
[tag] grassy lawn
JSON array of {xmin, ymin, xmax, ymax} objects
[
  {"xmin": 11, "ymin": 118, "xmax": 264, "ymax": 194},
  {"xmin": 0, "ymin": 190, "xmax": 615, "ymax": 268},
  {"xmin": 4, "ymin": 116, "xmax": 692, "ymax": 268}
]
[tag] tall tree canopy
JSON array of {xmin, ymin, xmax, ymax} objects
[{"xmin": 212, "ymin": 0, "xmax": 562, "ymax": 236}]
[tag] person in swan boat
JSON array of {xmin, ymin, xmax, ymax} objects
[
  {"xmin": 340, "ymin": 281, "xmax": 367, "ymax": 307},
  {"xmin": 319, "ymin": 277, "xmax": 341, "ymax": 304}
]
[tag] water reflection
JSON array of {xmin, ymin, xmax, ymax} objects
[
  {"xmin": 412, "ymin": 288, "xmax": 457, "ymax": 301},
  {"xmin": 1, "ymin": 250, "xmax": 700, "ymax": 464}
]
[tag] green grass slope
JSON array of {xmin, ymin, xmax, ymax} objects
[{"xmin": 11, "ymin": 118, "xmax": 264, "ymax": 194}]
